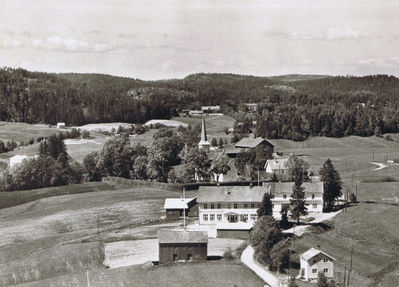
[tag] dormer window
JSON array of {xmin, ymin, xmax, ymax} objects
[
  {"xmin": 283, "ymin": 195, "xmax": 287, "ymax": 199},
  {"xmin": 312, "ymin": 194, "xmax": 315, "ymax": 199}
]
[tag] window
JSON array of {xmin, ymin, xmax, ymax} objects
[
  {"xmin": 234, "ymin": 203, "xmax": 238, "ymax": 209},
  {"xmin": 210, "ymin": 214, "xmax": 215, "ymax": 221},
  {"xmin": 241, "ymin": 214, "xmax": 248, "ymax": 222},
  {"xmin": 313, "ymin": 204, "xmax": 317, "ymax": 209},
  {"xmin": 257, "ymin": 204, "xmax": 261, "ymax": 208},
  {"xmin": 312, "ymin": 194, "xmax": 315, "ymax": 199},
  {"xmin": 173, "ymin": 253, "xmax": 178, "ymax": 262},
  {"xmin": 204, "ymin": 204, "xmax": 208, "ymax": 209},
  {"xmin": 217, "ymin": 203, "xmax": 221, "ymax": 209},
  {"xmin": 203, "ymin": 214, "xmax": 208, "ymax": 221},
  {"xmin": 323, "ymin": 268, "xmax": 328, "ymax": 273},
  {"xmin": 270, "ymin": 194, "xmax": 275, "ymax": 199},
  {"xmin": 323, "ymin": 259, "xmax": 329, "ymax": 262},
  {"xmin": 187, "ymin": 254, "xmax": 192, "ymax": 261},
  {"xmin": 244, "ymin": 204, "xmax": 248, "ymax": 208},
  {"xmin": 283, "ymin": 195, "xmax": 287, "ymax": 199},
  {"xmin": 250, "ymin": 203, "xmax": 255, "ymax": 208},
  {"xmin": 272, "ymin": 204, "xmax": 274, "ymax": 209},
  {"xmin": 217, "ymin": 214, "xmax": 222, "ymax": 221},
  {"xmin": 227, "ymin": 204, "xmax": 231, "ymax": 209},
  {"xmin": 312, "ymin": 269, "xmax": 317, "ymax": 274},
  {"xmin": 210, "ymin": 204, "xmax": 214, "ymax": 209},
  {"xmin": 250, "ymin": 214, "xmax": 257, "ymax": 221},
  {"xmin": 227, "ymin": 214, "xmax": 238, "ymax": 222}
]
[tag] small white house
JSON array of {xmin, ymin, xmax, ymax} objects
[
  {"xmin": 56, "ymin": 122, "xmax": 66, "ymax": 129},
  {"xmin": 298, "ymin": 248, "xmax": 335, "ymax": 281},
  {"xmin": 264, "ymin": 158, "xmax": 289, "ymax": 175}
]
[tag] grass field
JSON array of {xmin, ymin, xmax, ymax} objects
[
  {"xmin": 19, "ymin": 260, "xmax": 264, "ymax": 287},
  {"xmin": 0, "ymin": 184, "xmax": 188, "ymax": 286},
  {"xmin": 172, "ymin": 114, "xmax": 235, "ymax": 141},
  {"xmin": 288, "ymin": 182, "xmax": 399, "ymax": 286}
]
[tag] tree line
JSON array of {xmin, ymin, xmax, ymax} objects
[{"xmin": 1, "ymin": 68, "xmax": 398, "ymax": 140}]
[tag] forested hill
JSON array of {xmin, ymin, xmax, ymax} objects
[{"xmin": 0, "ymin": 67, "xmax": 398, "ymax": 139}]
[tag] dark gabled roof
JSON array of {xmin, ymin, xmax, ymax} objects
[
  {"xmin": 235, "ymin": 137, "xmax": 274, "ymax": 149},
  {"xmin": 158, "ymin": 230, "xmax": 208, "ymax": 244},
  {"xmin": 197, "ymin": 186, "xmax": 270, "ymax": 203}
]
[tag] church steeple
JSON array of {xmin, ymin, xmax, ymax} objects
[{"xmin": 198, "ymin": 116, "xmax": 210, "ymax": 149}]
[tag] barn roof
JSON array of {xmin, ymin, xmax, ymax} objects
[
  {"xmin": 197, "ymin": 186, "xmax": 270, "ymax": 203},
  {"xmin": 300, "ymin": 248, "xmax": 335, "ymax": 261},
  {"xmin": 164, "ymin": 197, "xmax": 197, "ymax": 209},
  {"xmin": 265, "ymin": 158, "xmax": 289, "ymax": 170},
  {"xmin": 158, "ymin": 230, "xmax": 208, "ymax": 244},
  {"xmin": 235, "ymin": 137, "xmax": 274, "ymax": 149}
]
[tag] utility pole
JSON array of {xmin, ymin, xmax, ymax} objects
[
  {"xmin": 372, "ymin": 149, "xmax": 374, "ymax": 161},
  {"xmin": 86, "ymin": 270, "xmax": 90, "ymax": 287},
  {"xmin": 183, "ymin": 187, "xmax": 186, "ymax": 230},
  {"xmin": 355, "ymin": 183, "xmax": 358, "ymax": 200},
  {"xmin": 343, "ymin": 264, "xmax": 347, "ymax": 287},
  {"xmin": 257, "ymin": 169, "xmax": 260, "ymax": 187}
]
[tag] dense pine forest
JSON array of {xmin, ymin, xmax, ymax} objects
[{"xmin": 0, "ymin": 67, "xmax": 398, "ymax": 140}]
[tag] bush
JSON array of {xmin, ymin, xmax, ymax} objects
[
  {"xmin": 234, "ymin": 242, "xmax": 248, "ymax": 258},
  {"xmin": 223, "ymin": 248, "xmax": 235, "ymax": 261}
]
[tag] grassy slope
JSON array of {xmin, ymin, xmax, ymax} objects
[
  {"xmin": 20, "ymin": 261, "xmax": 264, "ymax": 287},
  {"xmin": 0, "ymin": 185, "xmax": 186, "ymax": 286}
]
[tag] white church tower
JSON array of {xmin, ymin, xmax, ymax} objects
[{"xmin": 198, "ymin": 117, "xmax": 211, "ymax": 149}]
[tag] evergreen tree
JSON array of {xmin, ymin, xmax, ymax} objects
[
  {"xmin": 319, "ymin": 159, "xmax": 342, "ymax": 211},
  {"xmin": 289, "ymin": 179, "xmax": 308, "ymax": 223},
  {"xmin": 280, "ymin": 203, "xmax": 289, "ymax": 228},
  {"xmin": 257, "ymin": 193, "xmax": 273, "ymax": 216},
  {"xmin": 211, "ymin": 138, "xmax": 217, "ymax": 147}
]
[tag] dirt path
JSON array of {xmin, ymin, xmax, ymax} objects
[{"xmin": 368, "ymin": 162, "xmax": 387, "ymax": 171}]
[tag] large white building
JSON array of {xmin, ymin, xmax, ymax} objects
[
  {"xmin": 197, "ymin": 181, "xmax": 324, "ymax": 227},
  {"xmin": 298, "ymin": 248, "xmax": 335, "ymax": 281}
]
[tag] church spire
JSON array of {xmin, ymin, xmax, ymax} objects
[{"xmin": 198, "ymin": 116, "xmax": 210, "ymax": 149}]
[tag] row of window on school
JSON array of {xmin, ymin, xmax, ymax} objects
[
  {"xmin": 202, "ymin": 213, "xmax": 257, "ymax": 222},
  {"xmin": 201, "ymin": 202, "xmax": 319, "ymax": 210}
]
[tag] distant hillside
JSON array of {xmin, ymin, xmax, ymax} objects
[{"xmin": 0, "ymin": 67, "xmax": 398, "ymax": 140}]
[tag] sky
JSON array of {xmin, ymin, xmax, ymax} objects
[{"xmin": 0, "ymin": 0, "xmax": 399, "ymax": 80}]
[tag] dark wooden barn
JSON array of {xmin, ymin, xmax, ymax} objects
[
  {"xmin": 164, "ymin": 197, "xmax": 198, "ymax": 220},
  {"xmin": 158, "ymin": 230, "xmax": 208, "ymax": 264}
]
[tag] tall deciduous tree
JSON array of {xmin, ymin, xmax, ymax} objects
[
  {"xmin": 184, "ymin": 148, "xmax": 211, "ymax": 182},
  {"xmin": 286, "ymin": 156, "xmax": 309, "ymax": 184},
  {"xmin": 319, "ymin": 159, "xmax": 342, "ymax": 211}
]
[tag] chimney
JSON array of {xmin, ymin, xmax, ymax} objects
[{"xmin": 317, "ymin": 245, "xmax": 320, "ymax": 250}]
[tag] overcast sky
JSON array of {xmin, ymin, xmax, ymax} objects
[{"xmin": 1, "ymin": 0, "xmax": 398, "ymax": 80}]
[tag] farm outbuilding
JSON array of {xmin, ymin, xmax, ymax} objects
[
  {"xmin": 158, "ymin": 230, "xmax": 208, "ymax": 264},
  {"xmin": 164, "ymin": 197, "xmax": 198, "ymax": 220}
]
